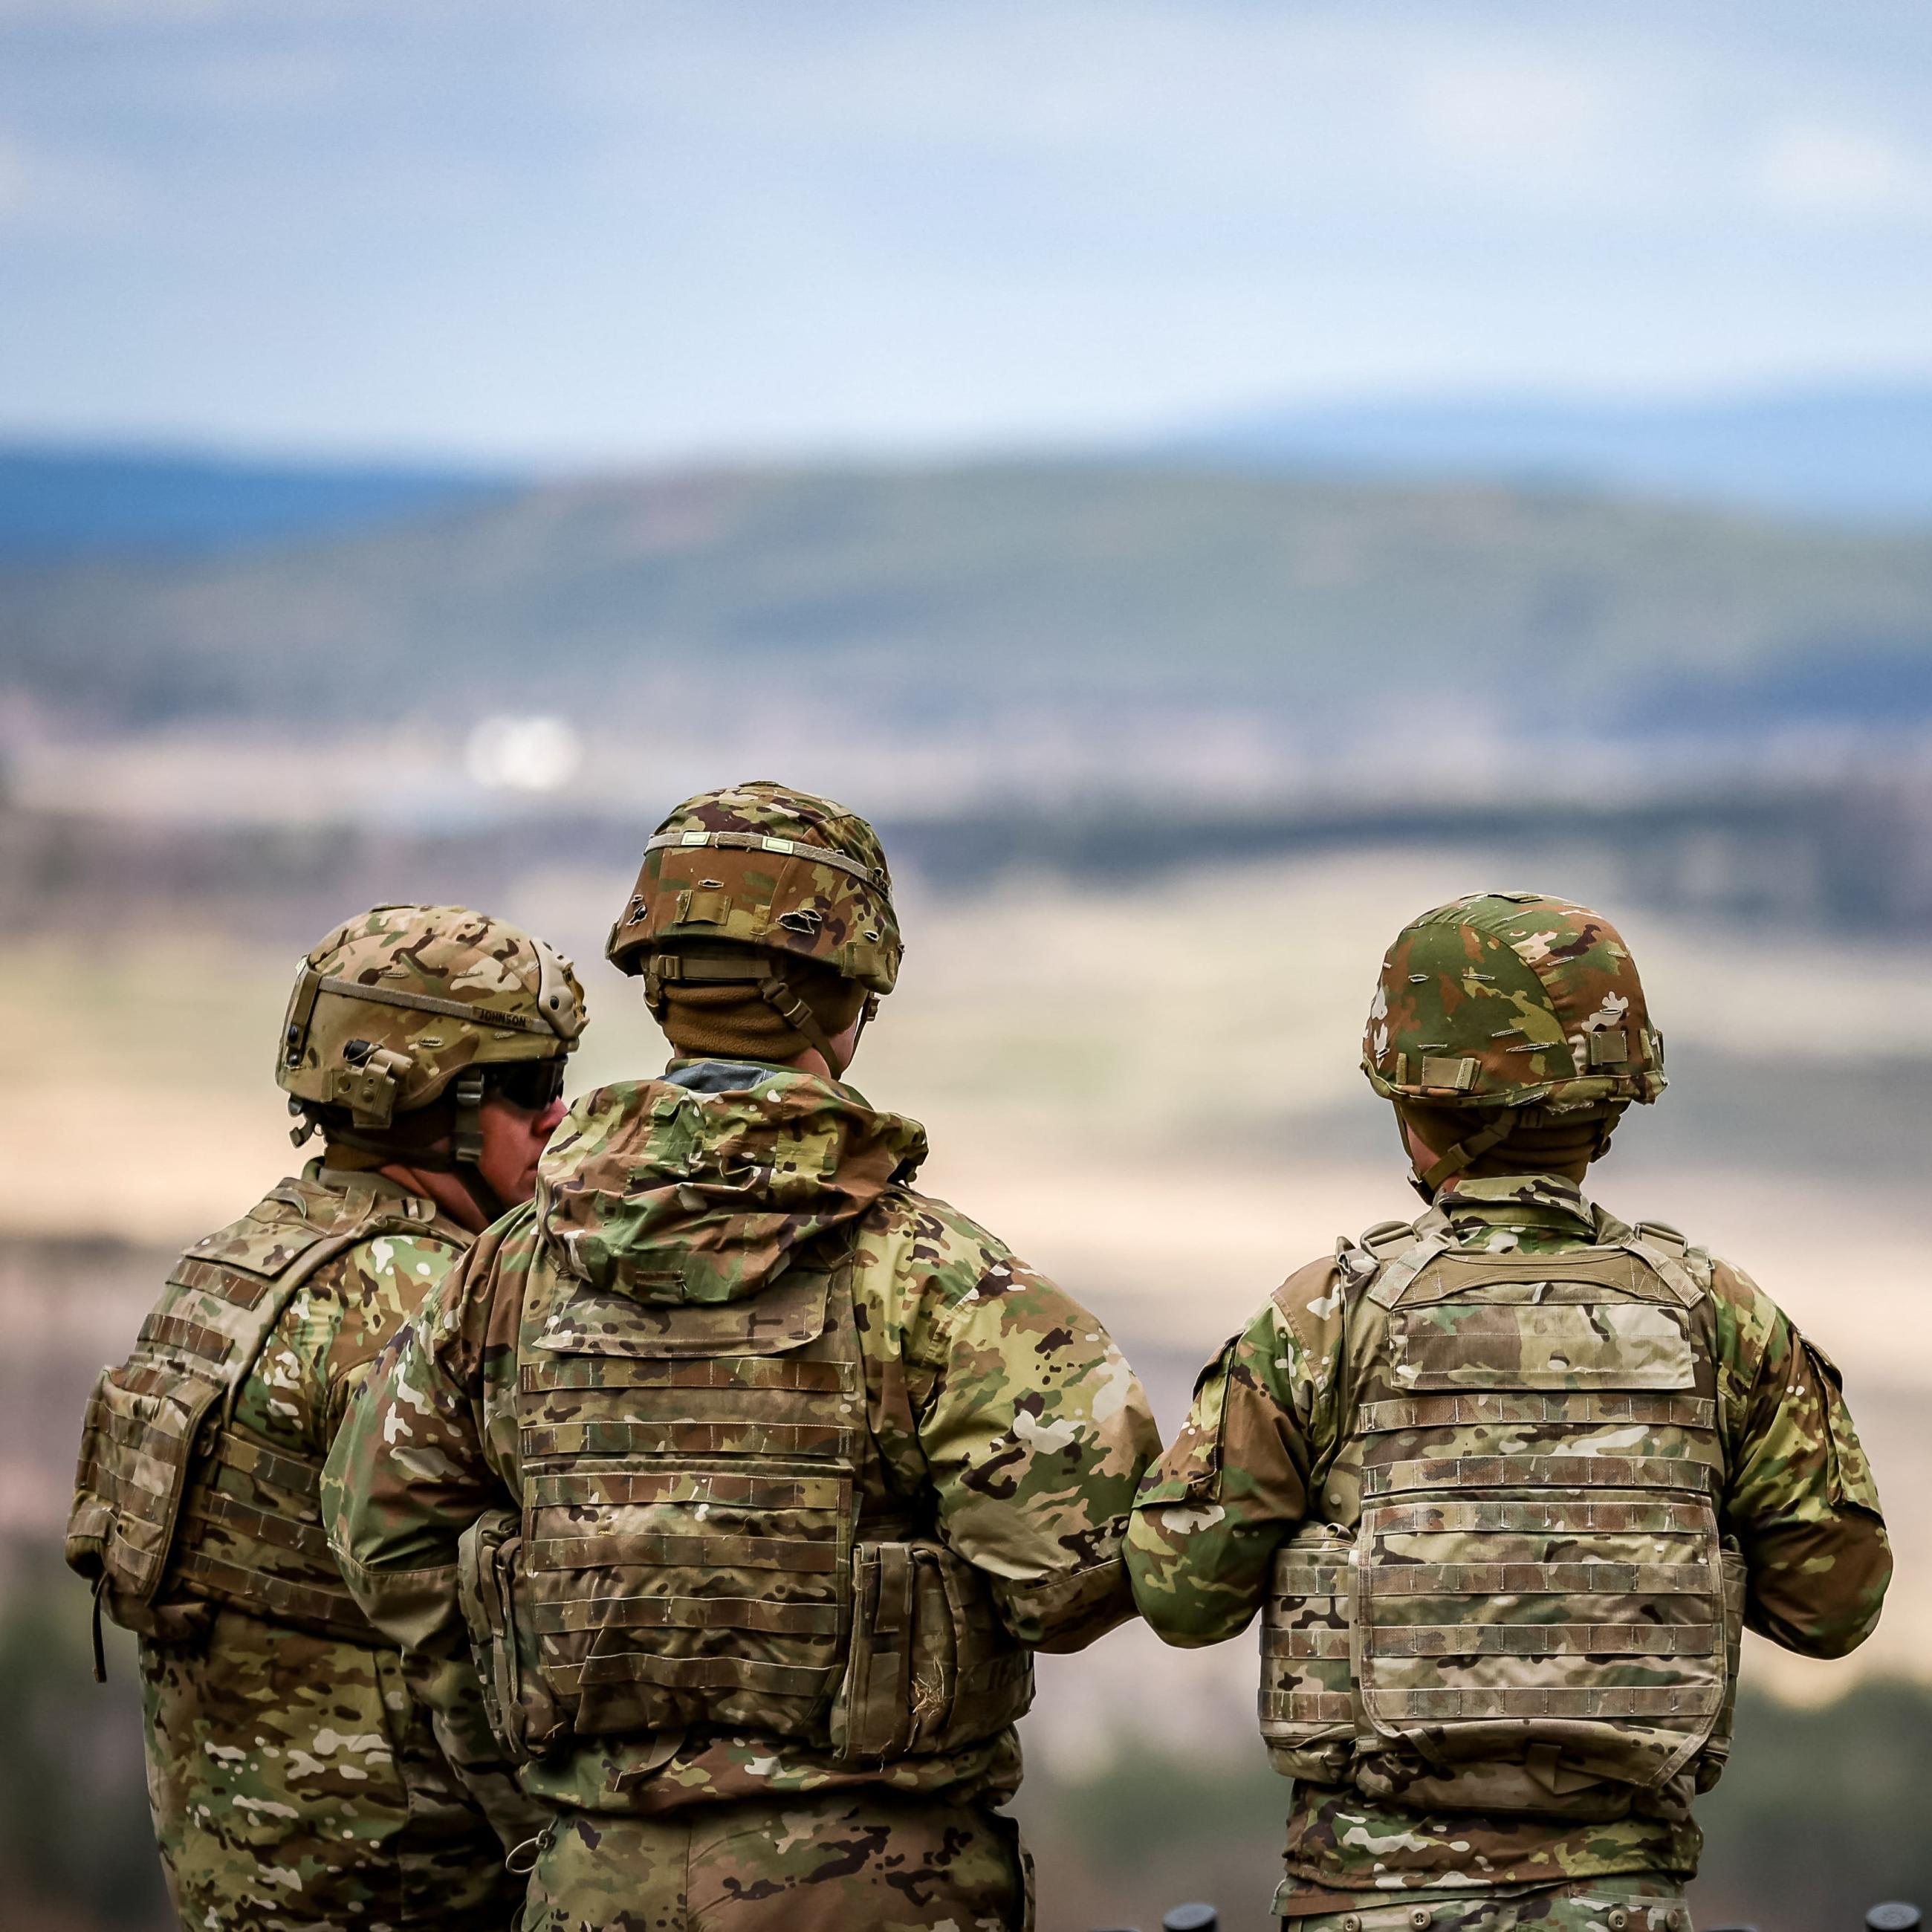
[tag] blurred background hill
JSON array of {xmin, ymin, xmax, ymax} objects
[
  {"xmin": 10, "ymin": 446, "xmax": 1932, "ymax": 734},
  {"xmin": 4, "ymin": 1, "xmax": 1931, "ymax": 1927},
  {"xmin": 1173, "ymin": 381, "xmax": 1932, "ymax": 524}
]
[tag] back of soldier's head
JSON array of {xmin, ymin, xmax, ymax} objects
[
  {"xmin": 1361, "ymin": 891, "xmax": 1665, "ymax": 1194},
  {"xmin": 606, "ymin": 780, "xmax": 900, "ymax": 1069}
]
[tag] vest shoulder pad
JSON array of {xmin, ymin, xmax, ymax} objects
[
  {"xmin": 179, "ymin": 1176, "xmax": 436, "ymax": 1283},
  {"xmin": 1633, "ymin": 1218, "xmax": 1688, "ymax": 1253},
  {"xmin": 1339, "ymin": 1218, "xmax": 1421, "ymax": 1267}
]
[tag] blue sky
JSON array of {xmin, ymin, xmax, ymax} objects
[{"xmin": 5, "ymin": 0, "xmax": 1932, "ymax": 464}]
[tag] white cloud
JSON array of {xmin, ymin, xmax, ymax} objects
[
  {"xmin": 1756, "ymin": 121, "xmax": 1932, "ymax": 216},
  {"xmin": 9, "ymin": 1, "xmax": 1932, "ymax": 458},
  {"xmin": 1410, "ymin": 56, "xmax": 1616, "ymax": 168},
  {"xmin": 0, "ymin": 134, "xmax": 25, "ymax": 217},
  {"xmin": 0, "ymin": 126, "xmax": 134, "ymax": 233}
]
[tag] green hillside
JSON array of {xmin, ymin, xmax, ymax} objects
[{"xmin": 7, "ymin": 460, "xmax": 1932, "ymax": 726}]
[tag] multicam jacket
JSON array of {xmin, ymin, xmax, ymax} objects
[
  {"xmin": 1127, "ymin": 1175, "xmax": 1890, "ymax": 1908},
  {"xmin": 324, "ymin": 1060, "xmax": 1159, "ymax": 1817}
]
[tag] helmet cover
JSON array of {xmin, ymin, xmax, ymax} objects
[
  {"xmin": 606, "ymin": 780, "xmax": 901, "ymax": 995},
  {"xmin": 1362, "ymin": 891, "xmax": 1664, "ymax": 1115},
  {"xmin": 278, "ymin": 903, "xmax": 585, "ymax": 1131}
]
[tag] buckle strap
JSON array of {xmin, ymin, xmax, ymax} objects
[{"xmin": 646, "ymin": 830, "xmax": 883, "ymax": 889}]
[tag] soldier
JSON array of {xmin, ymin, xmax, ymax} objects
[
  {"xmin": 68, "ymin": 903, "xmax": 586, "ymax": 1931},
  {"xmin": 1128, "ymin": 892, "xmax": 1891, "ymax": 1932},
  {"xmin": 323, "ymin": 781, "xmax": 1160, "ymax": 1932}
]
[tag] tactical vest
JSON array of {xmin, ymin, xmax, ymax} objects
[
  {"xmin": 461, "ymin": 1218, "xmax": 1034, "ymax": 1766},
  {"xmin": 1260, "ymin": 1210, "xmax": 1745, "ymax": 1820},
  {"xmin": 68, "ymin": 1175, "xmax": 459, "ymax": 1646}
]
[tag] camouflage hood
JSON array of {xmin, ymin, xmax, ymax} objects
[{"xmin": 534, "ymin": 1062, "xmax": 928, "ymax": 1306}]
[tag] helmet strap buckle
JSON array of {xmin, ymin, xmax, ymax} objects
[
  {"xmin": 756, "ymin": 973, "xmax": 842, "ymax": 1072},
  {"xmin": 452, "ymin": 1069, "xmax": 487, "ymax": 1165},
  {"xmin": 1416, "ymin": 1108, "xmax": 1519, "ymax": 1196}
]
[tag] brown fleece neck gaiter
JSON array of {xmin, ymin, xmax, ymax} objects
[
  {"xmin": 658, "ymin": 964, "xmax": 866, "ymax": 1066},
  {"xmin": 1397, "ymin": 1100, "xmax": 1624, "ymax": 1184}
]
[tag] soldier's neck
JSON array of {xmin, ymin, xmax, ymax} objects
[{"xmin": 379, "ymin": 1163, "xmax": 490, "ymax": 1234}]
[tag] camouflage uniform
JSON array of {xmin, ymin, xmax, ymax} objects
[
  {"xmin": 68, "ymin": 906, "xmax": 584, "ymax": 1931},
  {"xmin": 1127, "ymin": 895, "xmax": 1890, "ymax": 1931},
  {"xmin": 324, "ymin": 784, "xmax": 1160, "ymax": 1932}
]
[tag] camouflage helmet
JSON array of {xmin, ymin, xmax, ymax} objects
[
  {"xmin": 279, "ymin": 904, "xmax": 586, "ymax": 1156},
  {"xmin": 1363, "ymin": 889, "xmax": 1665, "ymax": 1124},
  {"xmin": 608, "ymin": 779, "xmax": 899, "ymax": 980},
  {"xmin": 606, "ymin": 781, "xmax": 899, "ymax": 1070}
]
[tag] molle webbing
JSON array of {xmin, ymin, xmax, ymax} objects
[
  {"xmin": 171, "ymin": 1423, "xmax": 368, "ymax": 1636},
  {"xmin": 67, "ymin": 1179, "xmax": 447, "ymax": 1643},
  {"xmin": 516, "ymin": 1251, "xmax": 867, "ymax": 1734},
  {"xmin": 1358, "ymin": 1393, "xmax": 1716, "ymax": 1432},
  {"xmin": 508, "ymin": 1230, "xmax": 1031, "ymax": 1760},
  {"xmin": 1260, "ymin": 1217, "xmax": 1737, "ymax": 1812},
  {"xmin": 1361, "ymin": 1453, "xmax": 1720, "ymax": 1498}
]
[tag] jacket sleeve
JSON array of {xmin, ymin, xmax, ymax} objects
[
  {"xmin": 1716, "ymin": 1260, "xmax": 1891, "ymax": 1659},
  {"xmin": 898, "ymin": 1242, "xmax": 1161, "ymax": 1653},
  {"xmin": 1126, "ymin": 1278, "xmax": 1323, "ymax": 1649},
  {"xmin": 321, "ymin": 1234, "xmax": 547, "ymax": 1850}
]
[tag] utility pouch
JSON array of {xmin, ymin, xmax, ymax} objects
[
  {"xmin": 458, "ymin": 1506, "xmax": 567, "ymax": 1764},
  {"xmin": 1695, "ymin": 1540, "xmax": 1748, "ymax": 1793},
  {"xmin": 67, "ymin": 1361, "xmax": 224, "ymax": 1616},
  {"xmin": 831, "ymin": 1539, "xmax": 1032, "ymax": 1763},
  {"xmin": 1258, "ymin": 1523, "xmax": 1358, "ymax": 1783}
]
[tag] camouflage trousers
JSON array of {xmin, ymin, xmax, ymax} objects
[
  {"xmin": 140, "ymin": 1609, "xmax": 525, "ymax": 1931},
  {"xmin": 1280, "ymin": 1877, "xmax": 1691, "ymax": 1932},
  {"xmin": 516, "ymin": 1792, "xmax": 1032, "ymax": 1932}
]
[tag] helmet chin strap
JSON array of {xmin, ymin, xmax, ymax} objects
[
  {"xmin": 1406, "ymin": 1108, "xmax": 1520, "ymax": 1201},
  {"xmin": 1403, "ymin": 1103, "xmax": 1622, "ymax": 1201},
  {"xmin": 318, "ymin": 1066, "xmax": 506, "ymax": 1227},
  {"xmin": 643, "ymin": 949, "xmax": 872, "ymax": 1076}
]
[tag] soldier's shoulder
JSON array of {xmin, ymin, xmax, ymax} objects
[
  {"xmin": 1621, "ymin": 1213, "xmax": 1771, "ymax": 1308},
  {"xmin": 310, "ymin": 1222, "xmax": 470, "ymax": 1304},
  {"xmin": 1260, "ymin": 1249, "xmax": 1351, "ymax": 1358},
  {"xmin": 1268, "ymin": 1216, "xmax": 1418, "ymax": 1327},
  {"xmin": 1615, "ymin": 1215, "xmax": 1789, "ymax": 1384},
  {"xmin": 184, "ymin": 1173, "xmax": 455, "ymax": 1286},
  {"xmin": 858, "ymin": 1182, "xmax": 1018, "ymax": 1306},
  {"xmin": 471, "ymin": 1199, "xmax": 544, "ymax": 1277}
]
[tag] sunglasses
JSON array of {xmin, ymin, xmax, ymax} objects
[{"xmin": 490, "ymin": 1059, "xmax": 567, "ymax": 1111}]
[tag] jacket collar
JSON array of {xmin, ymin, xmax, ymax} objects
[{"xmin": 1434, "ymin": 1172, "xmax": 1599, "ymax": 1239}]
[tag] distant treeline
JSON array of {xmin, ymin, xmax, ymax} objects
[
  {"xmin": 7, "ymin": 461, "xmax": 1932, "ymax": 733},
  {"xmin": 10, "ymin": 764, "xmax": 1932, "ymax": 936}
]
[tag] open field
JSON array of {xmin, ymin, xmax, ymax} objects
[{"xmin": 4, "ymin": 844, "xmax": 1927, "ymax": 1928}]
